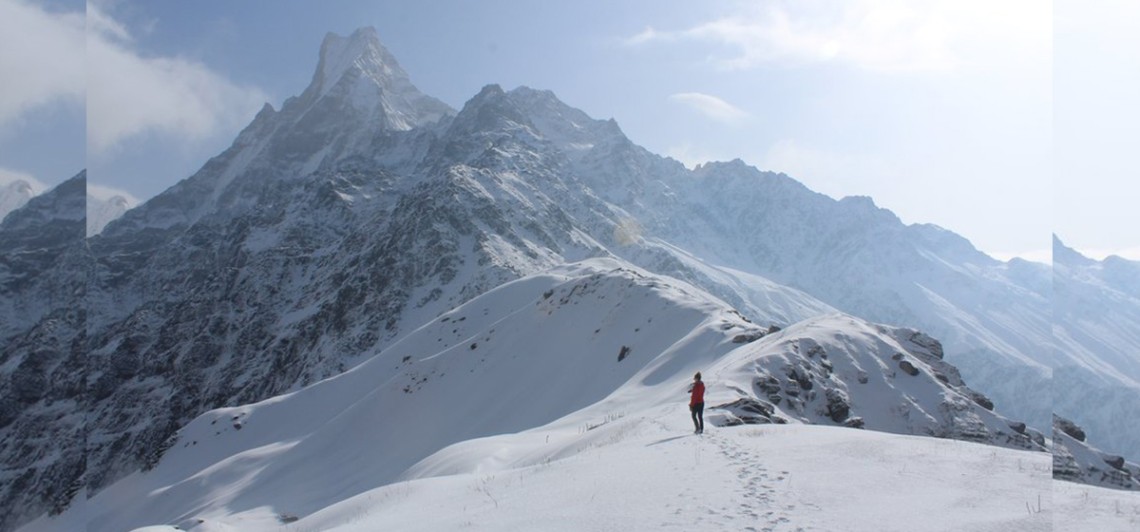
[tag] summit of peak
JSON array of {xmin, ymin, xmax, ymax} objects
[
  {"xmin": 474, "ymin": 84, "xmax": 507, "ymax": 99},
  {"xmin": 1053, "ymin": 235, "xmax": 1097, "ymax": 267},
  {"xmin": 271, "ymin": 26, "xmax": 452, "ymax": 132},
  {"xmin": 312, "ymin": 27, "xmax": 405, "ymax": 96}
]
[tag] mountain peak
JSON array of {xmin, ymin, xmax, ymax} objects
[
  {"xmin": 1054, "ymin": 234, "xmax": 1097, "ymax": 267},
  {"xmin": 292, "ymin": 27, "xmax": 452, "ymax": 130},
  {"xmin": 313, "ymin": 27, "xmax": 397, "ymax": 97}
]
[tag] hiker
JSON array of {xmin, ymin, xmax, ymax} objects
[{"xmin": 689, "ymin": 372, "xmax": 705, "ymax": 434}]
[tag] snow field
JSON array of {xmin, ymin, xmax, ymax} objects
[
  {"xmin": 1053, "ymin": 480, "xmax": 1140, "ymax": 531},
  {"xmin": 285, "ymin": 407, "xmax": 1053, "ymax": 532}
]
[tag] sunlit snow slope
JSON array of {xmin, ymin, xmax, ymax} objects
[{"xmin": 61, "ymin": 259, "xmax": 1057, "ymax": 532}]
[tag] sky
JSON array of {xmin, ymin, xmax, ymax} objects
[{"xmin": 0, "ymin": 0, "xmax": 1134, "ymax": 261}]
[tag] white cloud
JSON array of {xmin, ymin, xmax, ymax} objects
[
  {"xmin": 627, "ymin": 0, "xmax": 1049, "ymax": 72},
  {"xmin": 0, "ymin": 0, "xmax": 85, "ymax": 126},
  {"xmin": 87, "ymin": 4, "xmax": 270, "ymax": 155},
  {"xmin": 668, "ymin": 92, "xmax": 749, "ymax": 125},
  {"xmin": 0, "ymin": 1, "xmax": 268, "ymax": 155},
  {"xmin": 0, "ymin": 166, "xmax": 47, "ymax": 193},
  {"xmin": 87, "ymin": 2, "xmax": 132, "ymax": 43},
  {"xmin": 0, "ymin": 166, "xmax": 45, "ymax": 222},
  {"xmin": 87, "ymin": 182, "xmax": 139, "ymax": 206},
  {"xmin": 624, "ymin": 27, "xmax": 667, "ymax": 46}
]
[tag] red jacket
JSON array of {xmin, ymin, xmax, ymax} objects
[{"xmin": 690, "ymin": 381, "xmax": 705, "ymax": 406}]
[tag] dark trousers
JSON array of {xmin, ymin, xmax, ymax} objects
[{"xmin": 690, "ymin": 402, "xmax": 704, "ymax": 432}]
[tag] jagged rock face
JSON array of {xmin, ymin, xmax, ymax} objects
[
  {"xmin": 0, "ymin": 173, "xmax": 86, "ymax": 337},
  {"xmin": 709, "ymin": 315, "xmax": 1045, "ymax": 453},
  {"xmin": 1052, "ymin": 415, "xmax": 1140, "ymax": 491},
  {"xmin": 82, "ymin": 69, "xmax": 687, "ymax": 498},
  {"xmin": 0, "ymin": 172, "xmax": 90, "ymax": 532}
]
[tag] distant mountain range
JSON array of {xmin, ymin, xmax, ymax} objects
[{"xmin": 1053, "ymin": 236, "xmax": 1140, "ymax": 467}]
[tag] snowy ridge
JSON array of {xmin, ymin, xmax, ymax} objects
[
  {"xmin": 709, "ymin": 314, "xmax": 1045, "ymax": 451},
  {"xmin": 81, "ymin": 259, "xmax": 752, "ymax": 531},
  {"xmin": 59, "ymin": 260, "xmax": 1055, "ymax": 532}
]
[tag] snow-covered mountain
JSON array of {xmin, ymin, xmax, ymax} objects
[
  {"xmin": 454, "ymin": 82, "xmax": 1055, "ymax": 432},
  {"xmin": 1053, "ymin": 236, "xmax": 1140, "ymax": 464},
  {"xmin": 79, "ymin": 27, "xmax": 832, "ymax": 517},
  {"xmin": 56, "ymin": 259, "xmax": 1045, "ymax": 531},
  {"xmin": 0, "ymin": 172, "xmax": 89, "ymax": 532},
  {"xmin": 7, "ymin": 26, "xmax": 1124, "ymax": 530}
]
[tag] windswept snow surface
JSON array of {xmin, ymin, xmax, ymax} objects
[
  {"xmin": 56, "ymin": 259, "xmax": 1069, "ymax": 532},
  {"xmin": 1054, "ymin": 480, "xmax": 1140, "ymax": 531},
  {"xmin": 306, "ymin": 421, "xmax": 1053, "ymax": 532}
]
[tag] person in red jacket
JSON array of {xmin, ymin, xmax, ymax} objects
[{"xmin": 689, "ymin": 372, "xmax": 705, "ymax": 434}]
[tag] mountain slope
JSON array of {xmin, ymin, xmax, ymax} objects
[
  {"xmin": 0, "ymin": 172, "xmax": 89, "ymax": 532},
  {"xmin": 1053, "ymin": 236, "xmax": 1140, "ymax": 463}
]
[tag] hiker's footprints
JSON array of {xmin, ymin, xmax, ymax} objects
[{"xmin": 709, "ymin": 434, "xmax": 792, "ymax": 529}]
